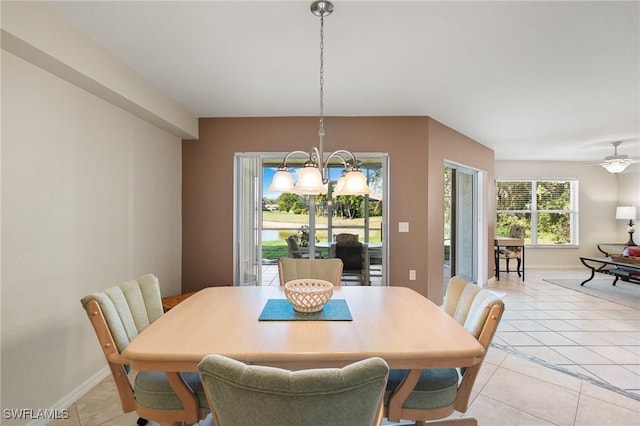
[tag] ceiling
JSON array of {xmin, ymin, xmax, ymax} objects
[{"xmin": 46, "ymin": 1, "xmax": 639, "ymax": 165}]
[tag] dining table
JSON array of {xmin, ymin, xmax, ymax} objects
[{"xmin": 123, "ymin": 285, "xmax": 485, "ymax": 422}]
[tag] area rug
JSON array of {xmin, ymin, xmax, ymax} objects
[{"xmin": 543, "ymin": 278, "xmax": 640, "ymax": 309}]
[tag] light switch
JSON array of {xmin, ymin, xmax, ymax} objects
[
  {"xmin": 399, "ymin": 222, "xmax": 409, "ymax": 233},
  {"xmin": 409, "ymin": 270, "xmax": 416, "ymax": 280}
]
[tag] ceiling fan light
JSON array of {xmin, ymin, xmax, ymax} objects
[{"xmin": 601, "ymin": 158, "xmax": 631, "ymax": 174}]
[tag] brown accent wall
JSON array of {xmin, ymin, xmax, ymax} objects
[{"xmin": 182, "ymin": 116, "xmax": 494, "ymax": 302}]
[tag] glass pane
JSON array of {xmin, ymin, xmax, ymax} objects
[
  {"xmin": 537, "ymin": 212, "xmax": 571, "ymax": 244},
  {"xmin": 234, "ymin": 156, "xmax": 261, "ymax": 285},
  {"xmin": 537, "ymin": 181, "xmax": 571, "ymax": 210},
  {"xmin": 497, "ymin": 181, "xmax": 532, "ymax": 210}
]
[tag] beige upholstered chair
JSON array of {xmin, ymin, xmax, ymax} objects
[
  {"xmin": 497, "ymin": 224, "xmax": 525, "ymax": 276},
  {"xmin": 198, "ymin": 354, "xmax": 389, "ymax": 426},
  {"xmin": 80, "ymin": 274, "xmax": 208, "ymax": 424},
  {"xmin": 278, "ymin": 258, "xmax": 343, "ymax": 286},
  {"xmin": 384, "ymin": 277, "xmax": 504, "ymax": 426}
]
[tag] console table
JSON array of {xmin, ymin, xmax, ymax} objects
[{"xmin": 579, "ymin": 256, "xmax": 640, "ymax": 286}]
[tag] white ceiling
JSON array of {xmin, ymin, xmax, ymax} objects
[{"xmin": 46, "ymin": 1, "xmax": 639, "ymax": 164}]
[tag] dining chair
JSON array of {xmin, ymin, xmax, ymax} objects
[
  {"xmin": 331, "ymin": 233, "xmax": 369, "ymax": 285},
  {"xmin": 384, "ymin": 277, "xmax": 504, "ymax": 426},
  {"xmin": 198, "ymin": 354, "xmax": 389, "ymax": 426},
  {"xmin": 80, "ymin": 274, "xmax": 209, "ymax": 424},
  {"xmin": 497, "ymin": 224, "xmax": 525, "ymax": 276},
  {"xmin": 286, "ymin": 235, "xmax": 322, "ymax": 259},
  {"xmin": 277, "ymin": 258, "xmax": 343, "ymax": 286}
]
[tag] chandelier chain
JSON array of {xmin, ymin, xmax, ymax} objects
[{"xmin": 319, "ymin": 12, "xmax": 325, "ymax": 137}]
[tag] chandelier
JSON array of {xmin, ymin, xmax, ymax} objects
[{"xmin": 268, "ymin": 1, "xmax": 371, "ymax": 196}]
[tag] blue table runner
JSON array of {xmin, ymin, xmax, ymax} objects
[{"xmin": 258, "ymin": 299, "xmax": 352, "ymax": 321}]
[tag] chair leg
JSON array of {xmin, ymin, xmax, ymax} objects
[
  {"xmin": 136, "ymin": 418, "xmax": 148, "ymax": 426},
  {"xmin": 516, "ymin": 257, "xmax": 522, "ymax": 277},
  {"xmin": 505, "ymin": 258, "xmax": 510, "ymax": 273}
]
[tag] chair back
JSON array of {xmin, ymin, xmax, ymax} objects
[
  {"xmin": 385, "ymin": 277, "xmax": 504, "ymax": 423},
  {"xmin": 81, "ymin": 275, "xmax": 208, "ymax": 423},
  {"xmin": 278, "ymin": 258, "xmax": 343, "ymax": 286},
  {"xmin": 442, "ymin": 276, "xmax": 481, "ymax": 324},
  {"xmin": 198, "ymin": 354, "xmax": 389, "ymax": 426},
  {"xmin": 80, "ymin": 274, "xmax": 164, "ymax": 412},
  {"xmin": 509, "ymin": 224, "xmax": 525, "ymax": 239},
  {"xmin": 336, "ymin": 233, "xmax": 359, "ymax": 244},
  {"xmin": 447, "ymin": 278, "xmax": 504, "ymax": 412},
  {"xmin": 286, "ymin": 235, "xmax": 303, "ymax": 258},
  {"xmin": 336, "ymin": 243, "xmax": 364, "ymax": 270},
  {"xmin": 332, "ymin": 236, "xmax": 369, "ymax": 284}
]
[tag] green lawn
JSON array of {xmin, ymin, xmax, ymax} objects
[{"xmin": 261, "ymin": 211, "xmax": 383, "ymax": 259}]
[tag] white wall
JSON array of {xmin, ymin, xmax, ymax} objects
[
  {"xmin": 496, "ymin": 160, "xmax": 640, "ymax": 268},
  {"xmin": 1, "ymin": 47, "xmax": 182, "ymax": 424}
]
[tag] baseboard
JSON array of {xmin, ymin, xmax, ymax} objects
[{"xmin": 27, "ymin": 366, "xmax": 110, "ymax": 426}]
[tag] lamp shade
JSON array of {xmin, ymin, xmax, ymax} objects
[
  {"xmin": 333, "ymin": 170, "xmax": 370, "ymax": 196},
  {"xmin": 268, "ymin": 170, "xmax": 295, "ymax": 192},
  {"xmin": 616, "ymin": 206, "xmax": 637, "ymax": 220},
  {"xmin": 333, "ymin": 174, "xmax": 346, "ymax": 194},
  {"xmin": 295, "ymin": 166, "xmax": 326, "ymax": 194}
]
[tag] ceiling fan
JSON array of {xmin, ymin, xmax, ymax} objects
[{"xmin": 599, "ymin": 141, "xmax": 639, "ymax": 174}]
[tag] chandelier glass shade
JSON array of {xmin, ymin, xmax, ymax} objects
[{"xmin": 267, "ymin": 1, "xmax": 371, "ymax": 196}]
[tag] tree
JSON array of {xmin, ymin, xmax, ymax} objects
[{"xmin": 278, "ymin": 193, "xmax": 301, "ymax": 213}]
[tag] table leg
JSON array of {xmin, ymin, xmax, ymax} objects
[
  {"xmin": 522, "ymin": 246, "xmax": 525, "ymax": 281},
  {"xmin": 579, "ymin": 258, "xmax": 596, "ymax": 286}
]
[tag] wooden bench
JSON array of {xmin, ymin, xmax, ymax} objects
[{"xmin": 161, "ymin": 291, "xmax": 198, "ymax": 312}]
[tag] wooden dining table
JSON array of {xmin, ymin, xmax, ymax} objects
[{"xmin": 123, "ymin": 285, "xmax": 485, "ymax": 422}]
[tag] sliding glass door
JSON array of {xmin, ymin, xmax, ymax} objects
[
  {"xmin": 445, "ymin": 163, "xmax": 479, "ymax": 283},
  {"xmin": 233, "ymin": 155, "xmax": 262, "ymax": 285},
  {"xmin": 234, "ymin": 152, "xmax": 388, "ymax": 286}
]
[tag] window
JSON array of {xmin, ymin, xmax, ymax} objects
[{"xmin": 496, "ymin": 180, "xmax": 578, "ymax": 246}]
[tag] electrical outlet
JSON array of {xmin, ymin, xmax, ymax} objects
[
  {"xmin": 409, "ymin": 270, "xmax": 416, "ymax": 280},
  {"xmin": 399, "ymin": 222, "xmax": 409, "ymax": 232}
]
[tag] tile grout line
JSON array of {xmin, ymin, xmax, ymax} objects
[{"xmin": 491, "ymin": 342, "xmax": 640, "ymax": 402}]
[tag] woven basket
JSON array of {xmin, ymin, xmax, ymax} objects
[{"xmin": 284, "ymin": 279, "xmax": 334, "ymax": 313}]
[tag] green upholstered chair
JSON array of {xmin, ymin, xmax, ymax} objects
[
  {"xmin": 385, "ymin": 277, "xmax": 504, "ymax": 426},
  {"xmin": 198, "ymin": 354, "xmax": 389, "ymax": 426},
  {"xmin": 80, "ymin": 274, "xmax": 208, "ymax": 424},
  {"xmin": 278, "ymin": 258, "xmax": 344, "ymax": 286}
]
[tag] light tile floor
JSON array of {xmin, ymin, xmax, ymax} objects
[{"xmin": 54, "ymin": 268, "xmax": 639, "ymax": 426}]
